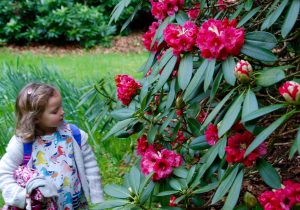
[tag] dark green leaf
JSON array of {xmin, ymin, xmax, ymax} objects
[
  {"xmin": 222, "ymin": 56, "xmax": 236, "ymax": 86},
  {"xmin": 229, "ymin": 3, "xmax": 244, "ymax": 20},
  {"xmin": 211, "ymin": 165, "xmax": 240, "ymax": 204},
  {"xmin": 156, "ymin": 48, "xmax": 173, "ymax": 73},
  {"xmin": 241, "ymin": 104, "xmax": 285, "ymax": 123},
  {"xmin": 187, "ymin": 165, "xmax": 196, "ymax": 184},
  {"xmin": 154, "ymin": 56, "xmax": 177, "ymax": 93},
  {"xmin": 261, "ymin": 0, "xmax": 289, "ymax": 30},
  {"xmin": 140, "ymin": 52, "xmax": 156, "ymax": 73},
  {"xmin": 245, "ymin": 110, "xmax": 296, "ymax": 157},
  {"xmin": 103, "ymin": 118, "xmax": 135, "ymax": 140},
  {"xmin": 140, "ymin": 181, "xmax": 155, "ymax": 204},
  {"xmin": 178, "ymin": 53, "xmax": 193, "ymax": 90},
  {"xmin": 204, "ymin": 59, "xmax": 216, "ymax": 92},
  {"xmin": 223, "ymin": 169, "xmax": 244, "ymax": 210},
  {"xmin": 245, "ymin": 31, "xmax": 277, "ymax": 50},
  {"xmin": 176, "ymin": 11, "xmax": 189, "ymax": 25},
  {"xmin": 109, "ymin": 0, "xmax": 131, "ymax": 24},
  {"xmin": 159, "ymin": 110, "xmax": 175, "ymax": 132},
  {"xmin": 169, "ymin": 179, "xmax": 182, "ymax": 191},
  {"xmin": 183, "ymin": 59, "xmax": 209, "ymax": 102},
  {"xmin": 111, "ymin": 108, "xmax": 135, "ymax": 121},
  {"xmin": 156, "ymin": 191, "xmax": 179, "ymax": 196},
  {"xmin": 120, "ymin": 3, "xmax": 141, "ymax": 32},
  {"xmin": 256, "ymin": 159, "xmax": 281, "ymax": 189},
  {"xmin": 96, "ymin": 199, "xmax": 129, "ymax": 209},
  {"xmin": 241, "ymin": 43, "xmax": 277, "ymax": 62},
  {"xmin": 193, "ymin": 182, "xmax": 218, "ymax": 194},
  {"xmin": 129, "ymin": 166, "xmax": 140, "ymax": 194},
  {"xmin": 173, "ymin": 167, "xmax": 188, "ymax": 179},
  {"xmin": 166, "ymin": 79, "xmax": 176, "ymax": 109},
  {"xmin": 218, "ymin": 93, "xmax": 245, "ymax": 137},
  {"xmin": 282, "ymin": 0, "xmax": 300, "ymax": 38},
  {"xmin": 187, "ymin": 118, "xmax": 202, "ymax": 136},
  {"xmin": 237, "ymin": 6, "xmax": 261, "ymax": 27},
  {"xmin": 244, "ymin": 0, "xmax": 254, "ymax": 11},
  {"xmin": 189, "ymin": 135, "xmax": 210, "ymax": 150},
  {"xmin": 256, "ymin": 67, "xmax": 286, "ymax": 87},
  {"xmin": 148, "ymin": 125, "xmax": 158, "ymax": 144},
  {"xmin": 218, "ymin": 137, "xmax": 227, "ymax": 158},
  {"xmin": 104, "ymin": 184, "xmax": 131, "ymax": 198},
  {"xmin": 139, "ymin": 172, "xmax": 154, "ymax": 194},
  {"xmin": 242, "ymin": 89, "xmax": 258, "ymax": 120},
  {"xmin": 296, "ymin": 127, "xmax": 300, "ymax": 156},
  {"xmin": 210, "ymin": 71, "xmax": 223, "ymax": 102}
]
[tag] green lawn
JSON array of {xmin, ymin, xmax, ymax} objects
[{"xmin": 0, "ymin": 48, "xmax": 148, "ymax": 84}]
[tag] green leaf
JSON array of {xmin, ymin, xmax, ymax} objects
[
  {"xmin": 104, "ymin": 184, "xmax": 131, "ymax": 198},
  {"xmin": 201, "ymin": 89, "xmax": 236, "ymax": 130},
  {"xmin": 296, "ymin": 127, "xmax": 300, "ymax": 156},
  {"xmin": 210, "ymin": 71, "xmax": 223, "ymax": 102},
  {"xmin": 183, "ymin": 59, "xmax": 209, "ymax": 102},
  {"xmin": 256, "ymin": 67, "xmax": 286, "ymax": 87},
  {"xmin": 129, "ymin": 166, "xmax": 140, "ymax": 194},
  {"xmin": 223, "ymin": 169, "xmax": 244, "ymax": 210},
  {"xmin": 96, "ymin": 199, "xmax": 129, "ymax": 209},
  {"xmin": 241, "ymin": 43, "xmax": 277, "ymax": 62},
  {"xmin": 204, "ymin": 59, "xmax": 216, "ymax": 92},
  {"xmin": 159, "ymin": 110, "xmax": 175, "ymax": 133},
  {"xmin": 153, "ymin": 56, "xmax": 177, "ymax": 93},
  {"xmin": 170, "ymin": 179, "xmax": 182, "ymax": 191},
  {"xmin": 218, "ymin": 93, "xmax": 245, "ymax": 137},
  {"xmin": 189, "ymin": 135, "xmax": 210, "ymax": 150},
  {"xmin": 140, "ymin": 181, "xmax": 155, "ymax": 204},
  {"xmin": 241, "ymin": 104, "xmax": 286, "ymax": 123},
  {"xmin": 148, "ymin": 125, "xmax": 158, "ymax": 144},
  {"xmin": 139, "ymin": 172, "xmax": 154, "ymax": 194},
  {"xmin": 103, "ymin": 118, "xmax": 135, "ymax": 140},
  {"xmin": 244, "ymin": 0, "xmax": 254, "ymax": 11},
  {"xmin": 173, "ymin": 167, "xmax": 188, "ymax": 179},
  {"xmin": 282, "ymin": 0, "xmax": 300, "ymax": 38},
  {"xmin": 289, "ymin": 139, "xmax": 298, "ymax": 160},
  {"xmin": 222, "ymin": 56, "xmax": 236, "ymax": 86},
  {"xmin": 140, "ymin": 52, "xmax": 156, "ymax": 73},
  {"xmin": 229, "ymin": 3, "xmax": 244, "ymax": 20},
  {"xmin": 121, "ymin": 3, "xmax": 141, "ymax": 32},
  {"xmin": 187, "ymin": 165, "xmax": 196, "ymax": 184},
  {"xmin": 166, "ymin": 79, "xmax": 176, "ymax": 109},
  {"xmin": 187, "ymin": 118, "xmax": 202, "ymax": 136},
  {"xmin": 218, "ymin": 137, "xmax": 227, "ymax": 158},
  {"xmin": 193, "ymin": 182, "xmax": 218, "ymax": 194},
  {"xmin": 242, "ymin": 89, "xmax": 258, "ymax": 120},
  {"xmin": 245, "ymin": 110, "xmax": 296, "ymax": 157},
  {"xmin": 151, "ymin": 16, "xmax": 174, "ymax": 48},
  {"xmin": 111, "ymin": 108, "xmax": 135, "ymax": 121},
  {"xmin": 261, "ymin": 0, "xmax": 289, "ymax": 30},
  {"xmin": 156, "ymin": 191, "xmax": 179, "ymax": 196},
  {"xmin": 178, "ymin": 53, "xmax": 193, "ymax": 90},
  {"xmin": 176, "ymin": 10, "xmax": 189, "ymax": 25},
  {"xmin": 109, "ymin": 0, "xmax": 131, "ymax": 24},
  {"xmin": 211, "ymin": 165, "xmax": 240, "ymax": 204},
  {"xmin": 256, "ymin": 159, "xmax": 281, "ymax": 189},
  {"xmin": 245, "ymin": 31, "xmax": 277, "ymax": 50},
  {"xmin": 154, "ymin": 48, "xmax": 173, "ymax": 74},
  {"xmin": 196, "ymin": 145, "xmax": 219, "ymax": 180},
  {"xmin": 237, "ymin": 6, "xmax": 261, "ymax": 27}
]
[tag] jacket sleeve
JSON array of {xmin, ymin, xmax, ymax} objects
[
  {"xmin": 0, "ymin": 136, "xmax": 26, "ymax": 208},
  {"xmin": 80, "ymin": 130, "xmax": 104, "ymax": 203}
]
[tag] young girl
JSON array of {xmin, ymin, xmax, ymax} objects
[{"xmin": 0, "ymin": 83, "xmax": 104, "ymax": 209}]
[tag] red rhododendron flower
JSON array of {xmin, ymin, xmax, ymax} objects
[
  {"xmin": 136, "ymin": 135, "xmax": 149, "ymax": 156},
  {"xmin": 187, "ymin": 3, "xmax": 200, "ymax": 20},
  {"xmin": 141, "ymin": 147, "xmax": 182, "ymax": 181},
  {"xmin": 205, "ymin": 124, "xmax": 219, "ymax": 145},
  {"xmin": 235, "ymin": 60, "xmax": 253, "ymax": 83},
  {"xmin": 225, "ymin": 131, "xmax": 267, "ymax": 166},
  {"xmin": 217, "ymin": 0, "xmax": 227, "ymax": 11},
  {"xmin": 163, "ymin": 21, "xmax": 199, "ymax": 55},
  {"xmin": 143, "ymin": 21, "xmax": 160, "ymax": 52},
  {"xmin": 279, "ymin": 81, "xmax": 300, "ymax": 104},
  {"xmin": 197, "ymin": 110, "xmax": 208, "ymax": 124},
  {"xmin": 169, "ymin": 195, "xmax": 177, "ymax": 206},
  {"xmin": 258, "ymin": 180, "xmax": 300, "ymax": 210},
  {"xmin": 196, "ymin": 18, "xmax": 245, "ymax": 61},
  {"xmin": 115, "ymin": 75, "xmax": 141, "ymax": 105},
  {"xmin": 150, "ymin": 0, "xmax": 184, "ymax": 20}
]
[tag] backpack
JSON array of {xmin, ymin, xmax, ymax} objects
[{"xmin": 22, "ymin": 124, "xmax": 81, "ymax": 165}]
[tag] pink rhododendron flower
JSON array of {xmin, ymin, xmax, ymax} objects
[
  {"xmin": 258, "ymin": 180, "xmax": 300, "ymax": 210},
  {"xmin": 187, "ymin": 3, "xmax": 200, "ymax": 20},
  {"xmin": 136, "ymin": 135, "xmax": 149, "ymax": 156},
  {"xmin": 150, "ymin": 0, "xmax": 184, "ymax": 20},
  {"xmin": 141, "ymin": 147, "xmax": 182, "ymax": 181},
  {"xmin": 225, "ymin": 131, "xmax": 267, "ymax": 166},
  {"xmin": 279, "ymin": 81, "xmax": 300, "ymax": 104},
  {"xmin": 115, "ymin": 75, "xmax": 141, "ymax": 105},
  {"xmin": 205, "ymin": 124, "xmax": 219, "ymax": 145},
  {"xmin": 163, "ymin": 21, "xmax": 199, "ymax": 55},
  {"xmin": 234, "ymin": 60, "xmax": 253, "ymax": 83},
  {"xmin": 196, "ymin": 18, "xmax": 245, "ymax": 61},
  {"xmin": 143, "ymin": 21, "xmax": 160, "ymax": 52}
]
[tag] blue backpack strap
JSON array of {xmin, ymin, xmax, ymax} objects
[
  {"xmin": 23, "ymin": 142, "xmax": 33, "ymax": 165},
  {"xmin": 69, "ymin": 124, "xmax": 82, "ymax": 149}
]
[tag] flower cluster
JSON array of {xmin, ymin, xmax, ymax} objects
[
  {"xmin": 234, "ymin": 60, "xmax": 253, "ymax": 83},
  {"xmin": 225, "ymin": 130, "xmax": 267, "ymax": 166},
  {"xmin": 196, "ymin": 18, "xmax": 245, "ymax": 61},
  {"xmin": 279, "ymin": 81, "xmax": 300, "ymax": 104},
  {"xmin": 205, "ymin": 124, "xmax": 219, "ymax": 145},
  {"xmin": 143, "ymin": 21, "xmax": 160, "ymax": 52},
  {"xmin": 150, "ymin": 0, "xmax": 185, "ymax": 20},
  {"xmin": 163, "ymin": 21, "xmax": 199, "ymax": 55},
  {"xmin": 141, "ymin": 147, "xmax": 182, "ymax": 181},
  {"xmin": 115, "ymin": 75, "xmax": 141, "ymax": 105},
  {"xmin": 258, "ymin": 180, "xmax": 300, "ymax": 210},
  {"xmin": 187, "ymin": 3, "xmax": 200, "ymax": 20}
]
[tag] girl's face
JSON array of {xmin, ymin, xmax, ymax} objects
[{"xmin": 37, "ymin": 91, "xmax": 64, "ymax": 133}]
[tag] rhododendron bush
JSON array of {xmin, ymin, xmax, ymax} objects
[{"xmin": 93, "ymin": 0, "xmax": 300, "ymax": 209}]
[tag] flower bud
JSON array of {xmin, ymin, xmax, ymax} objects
[
  {"xmin": 278, "ymin": 81, "xmax": 300, "ymax": 104},
  {"xmin": 234, "ymin": 60, "xmax": 252, "ymax": 83},
  {"xmin": 243, "ymin": 191, "xmax": 257, "ymax": 207},
  {"xmin": 176, "ymin": 96, "xmax": 185, "ymax": 109}
]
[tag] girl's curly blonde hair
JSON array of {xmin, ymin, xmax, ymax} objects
[{"xmin": 15, "ymin": 83, "xmax": 58, "ymax": 141}]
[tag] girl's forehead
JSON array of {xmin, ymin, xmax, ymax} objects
[{"xmin": 46, "ymin": 91, "xmax": 62, "ymax": 108}]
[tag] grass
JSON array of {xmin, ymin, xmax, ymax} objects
[
  {"xmin": 0, "ymin": 47, "xmax": 148, "ymax": 207},
  {"xmin": 0, "ymin": 48, "xmax": 148, "ymax": 84}
]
